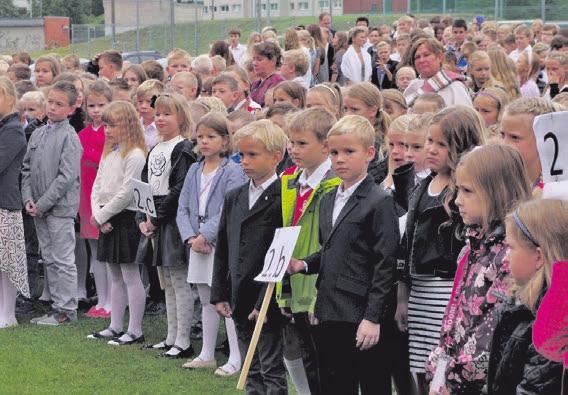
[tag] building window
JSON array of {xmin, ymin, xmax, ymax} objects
[
  {"xmin": 290, "ymin": 2, "xmax": 295, "ymax": 9},
  {"xmin": 319, "ymin": 0, "xmax": 329, "ymax": 8},
  {"xmin": 220, "ymin": 4, "xmax": 229, "ymax": 12},
  {"xmin": 231, "ymin": 4, "xmax": 241, "ymax": 11},
  {"xmin": 298, "ymin": 1, "xmax": 308, "ymax": 10},
  {"xmin": 270, "ymin": 2, "xmax": 278, "ymax": 10},
  {"xmin": 203, "ymin": 6, "xmax": 208, "ymax": 12},
  {"xmin": 333, "ymin": 0, "xmax": 342, "ymax": 7}
]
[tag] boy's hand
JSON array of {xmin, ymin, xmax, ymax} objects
[
  {"xmin": 287, "ymin": 258, "xmax": 306, "ymax": 274},
  {"xmin": 100, "ymin": 222, "xmax": 113, "ymax": 234},
  {"xmin": 429, "ymin": 385, "xmax": 450, "ymax": 395},
  {"xmin": 215, "ymin": 302, "xmax": 232, "ymax": 318},
  {"xmin": 145, "ymin": 220, "xmax": 156, "ymax": 233},
  {"xmin": 356, "ymin": 319, "xmax": 380, "ymax": 350},
  {"xmin": 139, "ymin": 222, "xmax": 153, "ymax": 237},
  {"xmin": 25, "ymin": 201, "xmax": 38, "ymax": 217},
  {"xmin": 248, "ymin": 308, "xmax": 267, "ymax": 323},
  {"xmin": 191, "ymin": 235, "xmax": 211, "ymax": 254}
]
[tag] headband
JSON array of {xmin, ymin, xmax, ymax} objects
[
  {"xmin": 513, "ymin": 210, "xmax": 539, "ymax": 247},
  {"xmin": 475, "ymin": 90, "xmax": 502, "ymax": 110},
  {"xmin": 313, "ymin": 84, "xmax": 338, "ymax": 101}
]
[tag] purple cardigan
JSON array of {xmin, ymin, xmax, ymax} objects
[{"xmin": 250, "ymin": 73, "xmax": 284, "ymax": 107}]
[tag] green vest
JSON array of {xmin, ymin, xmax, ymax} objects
[{"xmin": 275, "ymin": 168, "xmax": 341, "ymax": 313}]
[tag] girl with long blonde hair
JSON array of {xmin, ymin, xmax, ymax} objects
[
  {"xmin": 467, "ymin": 50, "xmax": 504, "ymax": 93},
  {"xmin": 488, "ymin": 48, "xmax": 521, "ymax": 99}
]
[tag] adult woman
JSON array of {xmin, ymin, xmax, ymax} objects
[
  {"xmin": 249, "ymin": 41, "xmax": 284, "ymax": 107},
  {"xmin": 340, "ymin": 26, "xmax": 372, "ymax": 85},
  {"xmin": 404, "ymin": 37, "xmax": 472, "ymax": 107},
  {"xmin": 0, "ymin": 77, "xmax": 29, "ymax": 328},
  {"xmin": 307, "ymin": 24, "xmax": 328, "ymax": 84}
]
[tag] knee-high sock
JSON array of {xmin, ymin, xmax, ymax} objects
[
  {"xmin": 170, "ymin": 266, "xmax": 192, "ymax": 350},
  {"xmin": 120, "ymin": 263, "xmax": 145, "ymax": 337},
  {"xmin": 163, "ymin": 267, "xmax": 178, "ymax": 346},
  {"xmin": 197, "ymin": 284, "xmax": 220, "ymax": 361},
  {"xmin": 88, "ymin": 240, "xmax": 108, "ymax": 310},
  {"xmin": 75, "ymin": 237, "xmax": 88, "ymax": 300},
  {"xmin": 0, "ymin": 271, "xmax": 17, "ymax": 325},
  {"xmin": 284, "ymin": 357, "xmax": 311, "ymax": 395},
  {"xmin": 109, "ymin": 264, "xmax": 127, "ymax": 333},
  {"xmin": 225, "ymin": 317, "xmax": 242, "ymax": 369}
]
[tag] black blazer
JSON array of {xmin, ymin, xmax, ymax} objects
[
  {"xmin": 304, "ymin": 176, "xmax": 399, "ymax": 325},
  {"xmin": 210, "ymin": 179, "xmax": 283, "ymax": 324},
  {"xmin": 371, "ymin": 57, "xmax": 398, "ymax": 90}
]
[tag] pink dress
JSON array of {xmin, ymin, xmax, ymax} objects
[{"xmin": 78, "ymin": 124, "xmax": 105, "ymax": 239}]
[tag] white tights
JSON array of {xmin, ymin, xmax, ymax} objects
[
  {"xmin": 87, "ymin": 240, "xmax": 111, "ymax": 311},
  {"xmin": 0, "ymin": 271, "xmax": 17, "ymax": 327},
  {"xmin": 108, "ymin": 263, "xmax": 145, "ymax": 337}
]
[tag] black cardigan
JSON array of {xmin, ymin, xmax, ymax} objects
[{"xmin": 0, "ymin": 113, "xmax": 27, "ymax": 210}]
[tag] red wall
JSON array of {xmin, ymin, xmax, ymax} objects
[
  {"xmin": 43, "ymin": 16, "xmax": 70, "ymax": 49},
  {"xmin": 343, "ymin": 0, "xmax": 408, "ymax": 14}
]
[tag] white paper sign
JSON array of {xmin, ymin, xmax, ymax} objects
[
  {"xmin": 534, "ymin": 112, "xmax": 568, "ymax": 199},
  {"xmin": 132, "ymin": 179, "xmax": 157, "ymax": 217},
  {"xmin": 254, "ymin": 226, "xmax": 302, "ymax": 283}
]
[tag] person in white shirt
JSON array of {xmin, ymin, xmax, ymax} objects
[
  {"xmin": 341, "ymin": 26, "xmax": 372, "ymax": 85},
  {"xmin": 509, "ymin": 25, "xmax": 533, "ymax": 63},
  {"xmin": 228, "ymin": 28, "xmax": 247, "ymax": 67},
  {"xmin": 280, "ymin": 49, "xmax": 311, "ymax": 90}
]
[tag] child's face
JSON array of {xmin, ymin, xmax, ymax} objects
[
  {"xmin": 103, "ymin": 119, "xmax": 121, "ymax": 145},
  {"xmin": 113, "ymin": 89, "xmax": 131, "ymax": 102},
  {"xmin": 383, "ymin": 99, "xmax": 406, "ymax": 121},
  {"xmin": 516, "ymin": 54, "xmax": 528, "ymax": 76},
  {"xmin": 274, "ymin": 88, "xmax": 300, "ymax": 108},
  {"xmin": 398, "ymin": 21, "xmax": 411, "ymax": 33},
  {"xmin": 452, "ymin": 27, "xmax": 467, "ymax": 44},
  {"xmin": 515, "ymin": 33, "xmax": 530, "ymax": 50},
  {"xmin": 237, "ymin": 136, "xmax": 281, "ymax": 184},
  {"xmin": 98, "ymin": 58, "xmax": 115, "ymax": 80},
  {"xmin": 501, "ymin": 113, "xmax": 540, "ymax": 178},
  {"xmin": 328, "ymin": 133, "xmax": 374, "ymax": 188},
  {"xmin": 212, "ymin": 82, "xmax": 238, "ymax": 109},
  {"xmin": 386, "ymin": 131, "xmax": 407, "ymax": 168},
  {"xmin": 86, "ymin": 93, "xmax": 109, "ymax": 126},
  {"xmin": 268, "ymin": 114, "xmax": 286, "ymax": 130},
  {"xmin": 229, "ymin": 34, "xmax": 240, "ymax": 46},
  {"xmin": 288, "ymin": 129, "xmax": 328, "ymax": 174},
  {"xmin": 404, "ymin": 132, "xmax": 427, "ymax": 172},
  {"xmin": 123, "ymin": 70, "xmax": 140, "ymax": 90},
  {"xmin": 169, "ymin": 78, "xmax": 197, "ymax": 101},
  {"xmin": 471, "ymin": 58, "xmax": 491, "ymax": 86},
  {"xmin": 473, "ymin": 94, "xmax": 499, "ymax": 127},
  {"xmin": 378, "ymin": 46, "xmax": 391, "ymax": 63},
  {"xmin": 396, "ymin": 70, "xmax": 414, "ymax": 92},
  {"xmin": 504, "ymin": 227, "xmax": 542, "ymax": 286},
  {"xmin": 540, "ymin": 30, "xmax": 554, "ymax": 45},
  {"xmin": 167, "ymin": 58, "xmax": 190, "ymax": 76},
  {"xmin": 73, "ymin": 79, "xmax": 84, "ymax": 108},
  {"xmin": 396, "ymin": 40, "xmax": 410, "ymax": 57},
  {"xmin": 425, "ymin": 123, "xmax": 450, "ymax": 174},
  {"xmin": 0, "ymin": 92, "xmax": 14, "ymax": 119},
  {"xmin": 155, "ymin": 106, "xmax": 180, "ymax": 140},
  {"xmin": 46, "ymin": 89, "xmax": 74, "ymax": 122},
  {"xmin": 455, "ymin": 167, "xmax": 484, "ymax": 226},
  {"xmin": 197, "ymin": 125, "xmax": 227, "ymax": 158},
  {"xmin": 343, "ymin": 96, "xmax": 377, "ymax": 125},
  {"xmin": 411, "ymin": 99, "xmax": 439, "ymax": 115},
  {"xmin": 34, "ymin": 61, "xmax": 54, "ymax": 87},
  {"xmin": 20, "ymin": 98, "xmax": 45, "ymax": 120},
  {"xmin": 136, "ymin": 94, "xmax": 155, "ymax": 124},
  {"xmin": 368, "ymin": 30, "xmax": 380, "ymax": 45},
  {"xmin": 306, "ymin": 91, "xmax": 335, "ymax": 116},
  {"xmin": 280, "ymin": 58, "xmax": 296, "ymax": 80}
]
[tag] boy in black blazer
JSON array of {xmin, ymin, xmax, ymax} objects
[
  {"xmin": 211, "ymin": 120, "xmax": 288, "ymax": 395},
  {"xmin": 289, "ymin": 115, "xmax": 399, "ymax": 395}
]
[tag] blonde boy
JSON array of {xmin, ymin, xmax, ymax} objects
[
  {"xmin": 166, "ymin": 48, "xmax": 191, "ymax": 78},
  {"xmin": 509, "ymin": 25, "xmax": 533, "ymax": 63},
  {"xmin": 169, "ymin": 71, "xmax": 198, "ymax": 101},
  {"xmin": 281, "ymin": 49, "xmax": 310, "ymax": 89},
  {"xmin": 135, "ymin": 79, "xmax": 164, "ymax": 149}
]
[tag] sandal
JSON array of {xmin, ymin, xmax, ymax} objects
[
  {"xmin": 143, "ymin": 340, "xmax": 172, "ymax": 350},
  {"xmin": 214, "ymin": 362, "xmax": 241, "ymax": 377},
  {"xmin": 87, "ymin": 327, "xmax": 124, "ymax": 340},
  {"xmin": 108, "ymin": 332, "xmax": 145, "ymax": 346},
  {"xmin": 182, "ymin": 356, "xmax": 217, "ymax": 369},
  {"xmin": 162, "ymin": 345, "xmax": 194, "ymax": 359}
]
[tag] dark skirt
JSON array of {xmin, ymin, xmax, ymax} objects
[
  {"xmin": 97, "ymin": 210, "xmax": 141, "ymax": 264},
  {"xmin": 135, "ymin": 220, "xmax": 187, "ymax": 267}
]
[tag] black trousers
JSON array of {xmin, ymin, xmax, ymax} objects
[
  {"xmin": 282, "ymin": 312, "xmax": 321, "ymax": 395},
  {"xmin": 235, "ymin": 318, "xmax": 287, "ymax": 395},
  {"xmin": 317, "ymin": 320, "xmax": 392, "ymax": 395},
  {"xmin": 23, "ymin": 211, "xmax": 40, "ymax": 298}
]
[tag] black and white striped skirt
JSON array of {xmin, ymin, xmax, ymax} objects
[{"xmin": 407, "ymin": 274, "xmax": 453, "ymax": 373}]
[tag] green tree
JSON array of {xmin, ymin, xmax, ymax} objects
[
  {"xmin": 0, "ymin": 0, "xmax": 22, "ymax": 17},
  {"xmin": 31, "ymin": 0, "xmax": 89, "ymax": 23}
]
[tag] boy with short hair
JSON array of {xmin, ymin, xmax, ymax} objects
[
  {"xmin": 289, "ymin": 115, "xmax": 399, "ymax": 395},
  {"xmin": 211, "ymin": 74, "xmax": 241, "ymax": 112},
  {"xmin": 451, "ymin": 19, "xmax": 468, "ymax": 56},
  {"xmin": 509, "ymin": 25, "xmax": 533, "ymax": 62},
  {"xmin": 390, "ymin": 33, "xmax": 410, "ymax": 62},
  {"xmin": 166, "ymin": 48, "xmax": 191, "ymax": 79},
  {"xmin": 276, "ymin": 108, "xmax": 341, "ymax": 394},
  {"xmin": 281, "ymin": 49, "xmax": 310, "ymax": 89},
  {"xmin": 410, "ymin": 92, "xmax": 446, "ymax": 114},
  {"xmin": 7, "ymin": 63, "xmax": 31, "ymax": 83},
  {"xmin": 541, "ymin": 23, "xmax": 559, "ymax": 45},
  {"xmin": 21, "ymin": 81, "xmax": 83, "ymax": 325},
  {"xmin": 228, "ymin": 28, "xmax": 247, "ymax": 67},
  {"xmin": 169, "ymin": 71, "xmax": 199, "ymax": 101},
  {"xmin": 211, "ymin": 120, "xmax": 288, "ymax": 395},
  {"xmin": 141, "ymin": 60, "xmax": 165, "ymax": 82},
  {"xmin": 135, "ymin": 79, "xmax": 164, "ymax": 149},
  {"xmin": 98, "ymin": 50, "xmax": 123, "ymax": 80}
]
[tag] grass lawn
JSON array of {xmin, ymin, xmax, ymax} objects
[{"xmin": 0, "ymin": 304, "xmax": 245, "ymax": 394}]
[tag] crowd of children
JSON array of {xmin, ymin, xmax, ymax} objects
[{"xmin": 0, "ymin": 11, "xmax": 567, "ymax": 395}]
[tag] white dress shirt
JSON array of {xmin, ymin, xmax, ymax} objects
[
  {"xmin": 230, "ymin": 43, "xmax": 247, "ymax": 66},
  {"xmin": 248, "ymin": 173, "xmax": 278, "ymax": 209},
  {"xmin": 297, "ymin": 158, "xmax": 332, "ymax": 194},
  {"xmin": 332, "ymin": 176, "xmax": 366, "ymax": 226},
  {"xmin": 142, "ymin": 119, "xmax": 160, "ymax": 150}
]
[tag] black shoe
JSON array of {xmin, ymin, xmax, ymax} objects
[
  {"xmin": 161, "ymin": 345, "xmax": 195, "ymax": 359},
  {"xmin": 87, "ymin": 327, "xmax": 124, "ymax": 340},
  {"xmin": 190, "ymin": 325, "xmax": 203, "ymax": 340},
  {"xmin": 144, "ymin": 301, "xmax": 166, "ymax": 316},
  {"xmin": 108, "ymin": 332, "xmax": 145, "ymax": 346},
  {"xmin": 142, "ymin": 340, "xmax": 172, "ymax": 350}
]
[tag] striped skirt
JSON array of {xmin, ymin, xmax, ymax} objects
[{"xmin": 407, "ymin": 275, "xmax": 453, "ymax": 373}]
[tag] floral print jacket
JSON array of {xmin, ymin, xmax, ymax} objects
[{"xmin": 426, "ymin": 224, "xmax": 510, "ymax": 393}]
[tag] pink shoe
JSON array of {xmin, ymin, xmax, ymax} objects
[
  {"xmin": 96, "ymin": 309, "xmax": 111, "ymax": 319},
  {"xmin": 85, "ymin": 306, "xmax": 101, "ymax": 318}
]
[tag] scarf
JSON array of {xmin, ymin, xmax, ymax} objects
[{"xmin": 406, "ymin": 70, "xmax": 465, "ymax": 106}]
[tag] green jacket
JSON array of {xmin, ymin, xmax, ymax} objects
[{"xmin": 276, "ymin": 168, "xmax": 341, "ymax": 313}]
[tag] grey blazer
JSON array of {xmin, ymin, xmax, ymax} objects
[{"xmin": 176, "ymin": 158, "xmax": 247, "ymax": 245}]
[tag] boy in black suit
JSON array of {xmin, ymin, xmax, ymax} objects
[
  {"xmin": 211, "ymin": 120, "xmax": 288, "ymax": 395},
  {"xmin": 289, "ymin": 115, "xmax": 399, "ymax": 395}
]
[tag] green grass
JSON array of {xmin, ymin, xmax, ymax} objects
[{"xmin": 0, "ymin": 310, "xmax": 243, "ymax": 394}]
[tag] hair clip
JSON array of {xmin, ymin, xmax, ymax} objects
[{"xmin": 150, "ymin": 95, "xmax": 158, "ymax": 109}]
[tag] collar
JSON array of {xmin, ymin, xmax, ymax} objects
[
  {"xmin": 250, "ymin": 173, "xmax": 278, "ymax": 192},
  {"xmin": 141, "ymin": 118, "xmax": 156, "ymax": 131},
  {"xmin": 297, "ymin": 158, "xmax": 332, "ymax": 190},
  {"xmin": 336, "ymin": 174, "xmax": 366, "ymax": 198}
]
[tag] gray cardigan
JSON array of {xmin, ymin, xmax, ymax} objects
[
  {"xmin": 0, "ymin": 113, "xmax": 27, "ymax": 210},
  {"xmin": 176, "ymin": 158, "xmax": 247, "ymax": 245},
  {"xmin": 21, "ymin": 119, "xmax": 82, "ymax": 218}
]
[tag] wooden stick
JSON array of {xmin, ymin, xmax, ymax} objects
[{"xmin": 236, "ymin": 282, "xmax": 276, "ymax": 390}]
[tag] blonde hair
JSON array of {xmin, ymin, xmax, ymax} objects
[
  {"xmin": 488, "ymin": 48, "xmax": 521, "ymax": 99},
  {"xmin": 504, "ymin": 97, "xmax": 557, "ymax": 119},
  {"xmin": 283, "ymin": 49, "xmax": 309, "ymax": 76},
  {"xmin": 297, "ymin": 30, "xmax": 315, "ymax": 50},
  {"xmin": 307, "ymin": 83, "xmax": 343, "ymax": 117},
  {"xmin": 153, "ymin": 92, "xmax": 194, "ymax": 138},
  {"xmin": 211, "ymin": 55, "xmax": 227, "ymax": 73},
  {"xmin": 167, "ymin": 48, "xmax": 191, "ymax": 65},
  {"xmin": 349, "ymin": 26, "xmax": 368, "ymax": 42},
  {"xmin": 196, "ymin": 96, "xmax": 227, "ymax": 114},
  {"xmin": 456, "ymin": 145, "xmax": 531, "ymax": 232},
  {"xmin": 513, "ymin": 24, "xmax": 533, "ymax": 39},
  {"xmin": 288, "ymin": 107, "xmax": 337, "ymax": 142},
  {"xmin": 101, "ymin": 101, "xmax": 147, "ymax": 158},
  {"xmin": 233, "ymin": 119, "xmax": 288, "ymax": 155},
  {"xmin": 328, "ymin": 115, "xmax": 375, "ymax": 148},
  {"xmin": 388, "ymin": 113, "xmax": 415, "ymax": 134},
  {"xmin": 551, "ymin": 92, "xmax": 568, "ymax": 108},
  {"xmin": 517, "ymin": 51, "xmax": 540, "ymax": 86},
  {"xmin": 21, "ymin": 90, "xmax": 45, "ymax": 109},
  {"xmin": 505, "ymin": 199, "xmax": 568, "ymax": 312},
  {"xmin": 136, "ymin": 79, "xmax": 164, "ymax": 99},
  {"xmin": 0, "ymin": 76, "xmax": 17, "ymax": 114},
  {"xmin": 468, "ymin": 51, "xmax": 503, "ymax": 91},
  {"xmin": 345, "ymin": 82, "xmax": 390, "ymax": 151},
  {"xmin": 195, "ymin": 111, "xmax": 230, "ymax": 156},
  {"xmin": 407, "ymin": 112, "xmax": 433, "ymax": 135}
]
